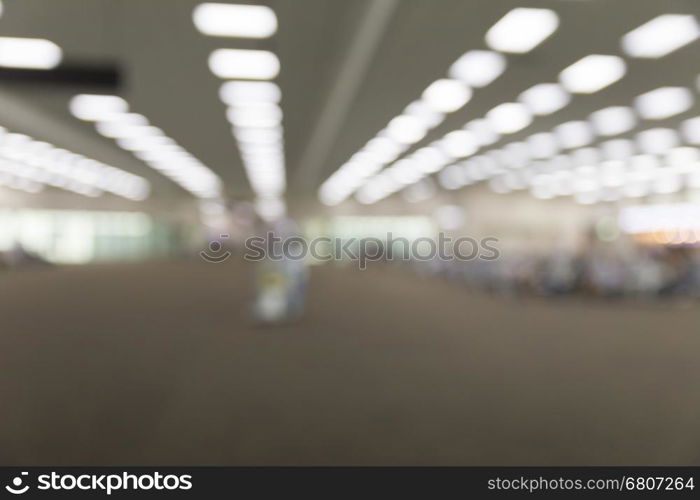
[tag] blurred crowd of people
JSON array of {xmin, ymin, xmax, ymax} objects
[{"xmin": 408, "ymin": 236, "xmax": 700, "ymax": 301}]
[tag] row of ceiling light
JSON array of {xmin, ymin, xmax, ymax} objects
[
  {"xmin": 320, "ymin": 8, "xmax": 700, "ymax": 207},
  {"xmin": 358, "ymin": 76, "xmax": 700, "ymax": 205},
  {"xmin": 318, "ymin": 8, "xmax": 561, "ymax": 205},
  {"xmin": 0, "ymin": 0, "xmax": 152, "ymax": 202},
  {"xmin": 192, "ymin": 2, "xmax": 286, "ymax": 221},
  {"xmin": 0, "ymin": 1, "xmax": 224, "ymax": 204},
  {"xmin": 436, "ymin": 115, "xmax": 700, "ymax": 206},
  {"xmin": 0, "ymin": 125, "xmax": 149, "ymax": 199},
  {"xmin": 69, "ymin": 94, "xmax": 222, "ymax": 200}
]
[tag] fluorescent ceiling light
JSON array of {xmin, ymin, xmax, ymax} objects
[
  {"xmin": 438, "ymin": 166, "xmax": 467, "ymax": 190},
  {"xmin": 345, "ymin": 156, "xmax": 382, "ymax": 178},
  {"xmin": 403, "ymin": 100, "xmax": 444, "ymax": 128},
  {"xmin": 0, "ymin": 37, "xmax": 62, "ymax": 69},
  {"xmin": 559, "ymin": 55, "xmax": 626, "ymax": 94},
  {"xmin": 471, "ymin": 155, "xmax": 499, "ymax": 178},
  {"xmin": 554, "ymin": 121, "xmax": 594, "ymax": 149},
  {"xmin": 219, "ymin": 81, "xmax": 281, "ymax": 105},
  {"xmin": 667, "ymin": 146, "xmax": 699, "ymax": 167},
  {"xmin": 134, "ymin": 149, "xmax": 181, "ymax": 163},
  {"xmin": 208, "ymin": 49, "xmax": 279, "ymax": 79},
  {"xmin": 239, "ymin": 142, "xmax": 283, "ymax": 154},
  {"xmin": 634, "ymin": 86, "xmax": 693, "ymax": 120},
  {"xmin": 681, "ymin": 116, "xmax": 700, "ymax": 144},
  {"xmin": 69, "ymin": 94, "xmax": 129, "ymax": 121},
  {"xmin": 485, "ymin": 8, "xmax": 559, "ymax": 54},
  {"xmin": 622, "ymin": 14, "xmax": 700, "ymax": 58},
  {"xmin": 504, "ymin": 142, "xmax": 530, "ymax": 167},
  {"xmin": 389, "ymin": 159, "xmax": 424, "ymax": 185},
  {"xmin": 439, "ymin": 130, "xmax": 479, "ymax": 158},
  {"xmin": 116, "ymin": 136, "xmax": 174, "ymax": 152},
  {"xmin": 364, "ymin": 137, "xmax": 404, "ymax": 163},
  {"xmin": 652, "ymin": 171, "xmax": 682, "ymax": 194},
  {"xmin": 517, "ymin": 83, "xmax": 570, "ymax": 116},
  {"xmin": 235, "ymin": 127, "xmax": 283, "ymax": 144},
  {"xmin": 599, "ymin": 161, "xmax": 626, "ymax": 188},
  {"xmin": 601, "ymin": 138, "xmax": 636, "ymax": 160},
  {"xmin": 485, "ymin": 149, "xmax": 507, "ymax": 169},
  {"xmin": 589, "ymin": 106, "xmax": 636, "ymax": 136},
  {"xmin": 464, "ymin": 119, "xmax": 499, "ymax": 146},
  {"xmin": 485, "ymin": 102, "xmax": 532, "ymax": 134},
  {"xmin": 226, "ymin": 104, "xmax": 282, "ymax": 128},
  {"xmin": 100, "ymin": 112, "xmax": 148, "ymax": 127},
  {"xmin": 448, "ymin": 50, "xmax": 506, "ymax": 88},
  {"xmin": 385, "ymin": 115, "xmax": 428, "ymax": 144},
  {"xmin": 193, "ymin": 3, "xmax": 277, "ymax": 38},
  {"xmin": 132, "ymin": 126, "xmax": 164, "ymax": 137},
  {"xmin": 629, "ymin": 154, "xmax": 659, "ymax": 172},
  {"xmin": 96, "ymin": 121, "xmax": 153, "ymax": 139},
  {"xmin": 636, "ymin": 128, "xmax": 679, "ymax": 155},
  {"xmin": 412, "ymin": 146, "xmax": 450, "ymax": 173},
  {"xmin": 527, "ymin": 132, "xmax": 559, "ymax": 159},
  {"xmin": 421, "ymin": 79, "xmax": 471, "ymax": 113},
  {"xmin": 571, "ymin": 147, "xmax": 600, "ymax": 167}
]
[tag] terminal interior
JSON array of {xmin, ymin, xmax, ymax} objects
[{"xmin": 1, "ymin": 0, "xmax": 700, "ymax": 465}]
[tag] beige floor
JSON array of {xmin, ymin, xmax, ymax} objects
[{"xmin": 1, "ymin": 259, "xmax": 699, "ymax": 465}]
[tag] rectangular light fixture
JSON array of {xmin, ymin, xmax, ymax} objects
[
  {"xmin": 559, "ymin": 55, "xmax": 626, "ymax": 94},
  {"xmin": 234, "ymin": 127, "xmax": 284, "ymax": 144},
  {"xmin": 448, "ymin": 50, "xmax": 506, "ymax": 88},
  {"xmin": 403, "ymin": 100, "xmax": 444, "ymax": 128},
  {"xmin": 485, "ymin": 102, "xmax": 532, "ymax": 134},
  {"xmin": 193, "ymin": 3, "xmax": 277, "ymax": 38},
  {"xmin": 439, "ymin": 130, "xmax": 479, "ymax": 158},
  {"xmin": 634, "ymin": 86, "xmax": 694, "ymax": 120},
  {"xmin": 69, "ymin": 94, "xmax": 129, "ymax": 121},
  {"xmin": 636, "ymin": 128, "xmax": 680, "ymax": 155},
  {"xmin": 0, "ymin": 37, "xmax": 62, "ymax": 69},
  {"xmin": 386, "ymin": 115, "xmax": 428, "ymax": 144},
  {"xmin": 518, "ymin": 83, "xmax": 570, "ymax": 116},
  {"xmin": 226, "ymin": 103, "xmax": 283, "ymax": 128},
  {"xmin": 527, "ymin": 132, "xmax": 559, "ymax": 159},
  {"xmin": 601, "ymin": 138, "xmax": 636, "ymax": 160},
  {"xmin": 681, "ymin": 116, "xmax": 700, "ymax": 144},
  {"xmin": 589, "ymin": 106, "xmax": 636, "ymax": 136},
  {"xmin": 219, "ymin": 81, "xmax": 281, "ymax": 105},
  {"xmin": 622, "ymin": 14, "xmax": 700, "ymax": 58},
  {"xmin": 485, "ymin": 8, "xmax": 559, "ymax": 54},
  {"xmin": 554, "ymin": 121, "xmax": 594, "ymax": 149},
  {"xmin": 421, "ymin": 79, "xmax": 471, "ymax": 113},
  {"xmin": 363, "ymin": 137, "xmax": 405, "ymax": 164},
  {"xmin": 208, "ymin": 49, "xmax": 280, "ymax": 79},
  {"xmin": 464, "ymin": 119, "xmax": 499, "ymax": 146}
]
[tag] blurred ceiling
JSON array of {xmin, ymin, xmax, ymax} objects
[{"xmin": 0, "ymin": 0, "xmax": 699, "ymax": 211}]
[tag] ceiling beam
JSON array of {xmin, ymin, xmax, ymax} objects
[{"xmin": 293, "ymin": 0, "xmax": 399, "ymax": 193}]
